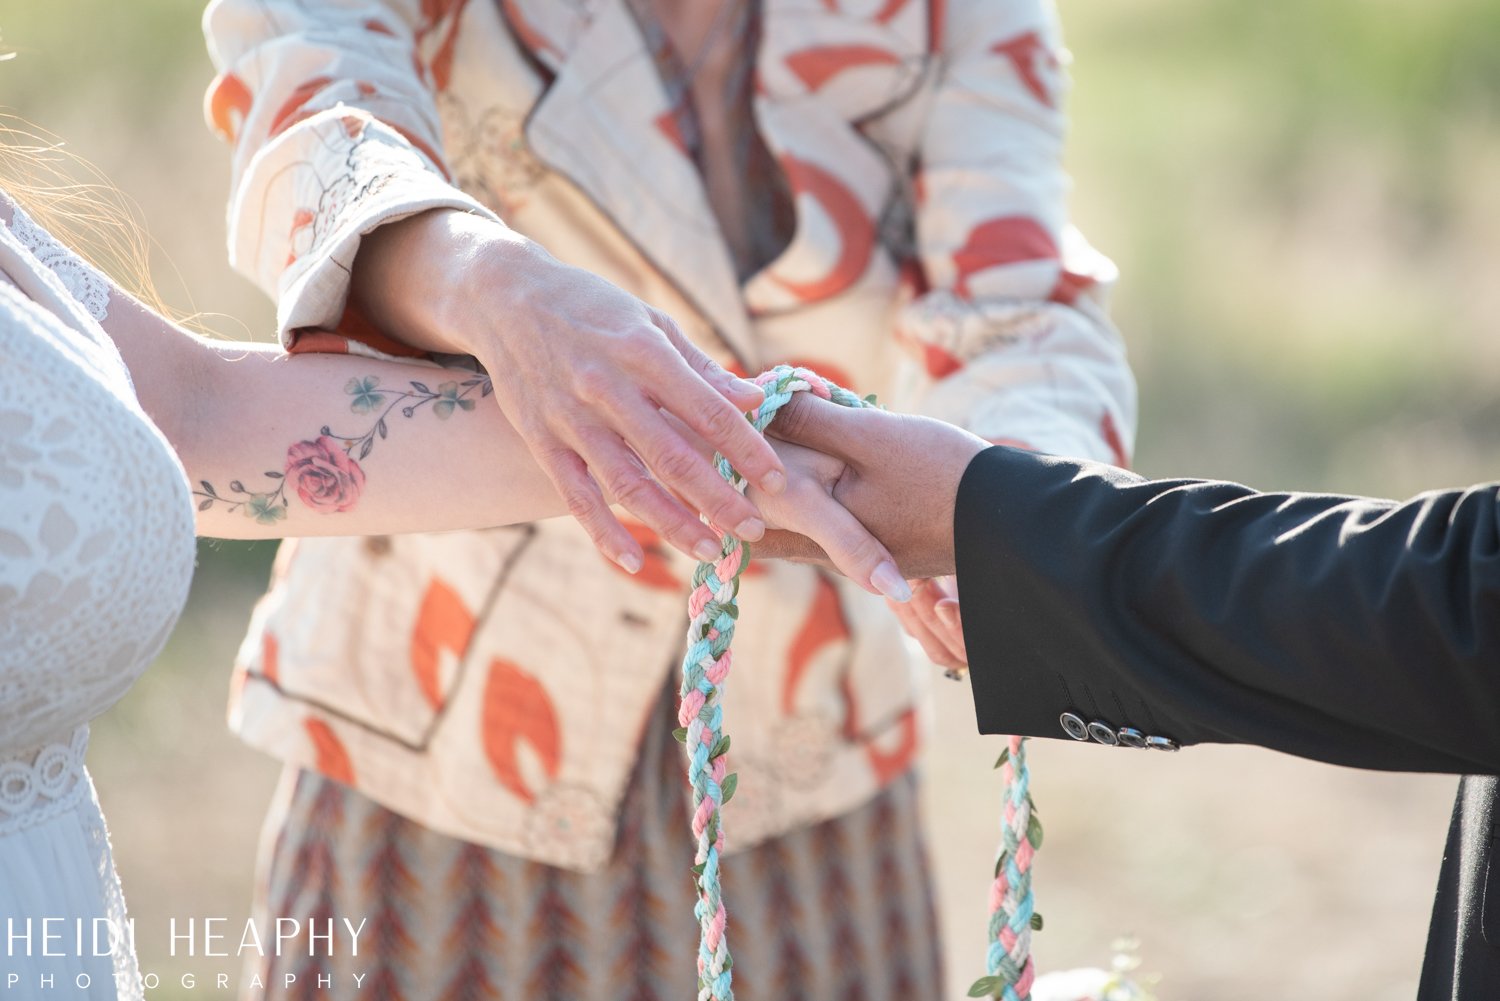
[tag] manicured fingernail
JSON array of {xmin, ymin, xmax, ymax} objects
[
  {"xmin": 693, "ymin": 539, "xmax": 722, "ymax": 562},
  {"xmin": 734, "ymin": 517, "xmax": 765, "ymax": 542},
  {"xmin": 731, "ymin": 377, "xmax": 762, "ymax": 396},
  {"xmin": 870, "ymin": 562, "xmax": 911, "ymax": 603},
  {"xmin": 760, "ymin": 470, "xmax": 787, "ymax": 496},
  {"xmin": 617, "ymin": 550, "xmax": 643, "ymax": 574}
]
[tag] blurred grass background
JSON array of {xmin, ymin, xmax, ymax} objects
[{"xmin": 3, "ymin": 0, "xmax": 1497, "ymax": 997}]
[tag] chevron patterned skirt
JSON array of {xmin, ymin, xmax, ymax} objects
[{"xmin": 244, "ymin": 689, "xmax": 944, "ymax": 1001}]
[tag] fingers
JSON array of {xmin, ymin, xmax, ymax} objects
[
  {"xmin": 934, "ymin": 596, "xmax": 969, "ymax": 663},
  {"xmin": 889, "ymin": 595, "xmax": 964, "ymax": 671},
  {"xmin": 540, "ymin": 444, "xmax": 644, "ymax": 574},
  {"xmin": 754, "ymin": 529, "xmax": 834, "ymax": 569},
  {"xmin": 910, "ymin": 578, "xmax": 967, "ymax": 668},
  {"xmin": 652, "ymin": 309, "xmax": 765, "ymax": 411},
  {"xmin": 578, "ymin": 429, "xmax": 727, "ymax": 563},
  {"xmin": 651, "ymin": 321, "xmax": 786, "ymax": 497},
  {"xmin": 770, "ymin": 484, "xmax": 909, "ymax": 602},
  {"xmin": 616, "ymin": 398, "xmax": 766, "ymax": 550}
]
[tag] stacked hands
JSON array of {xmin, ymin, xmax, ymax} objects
[{"xmin": 356, "ymin": 209, "xmax": 984, "ymax": 671}]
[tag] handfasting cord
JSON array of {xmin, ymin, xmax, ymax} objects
[
  {"xmin": 674, "ymin": 364, "xmax": 1038, "ymax": 1001},
  {"xmin": 973, "ymin": 733, "xmax": 1042, "ymax": 1000}
]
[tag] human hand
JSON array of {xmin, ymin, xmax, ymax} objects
[
  {"xmin": 751, "ymin": 394, "xmax": 989, "ymax": 579},
  {"xmin": 350, "ymin": 209, "xmax": 785, "ymax": 572},
  {"xmin": 740, "ymin": 437, "xmax": 912, "ymax": 601},
  {"xmin": 887, "ymin": 577, "xmax": 968, "ymax": 676}
]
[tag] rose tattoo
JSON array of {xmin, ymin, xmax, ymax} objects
[{"xmin": 193, "ymin": 372, "xmax": 490, "ymax": 522}]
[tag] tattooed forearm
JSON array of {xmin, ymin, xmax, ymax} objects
[{"xmin": 193, "ymin": 374, "xmax": 491, "ymax": 523}]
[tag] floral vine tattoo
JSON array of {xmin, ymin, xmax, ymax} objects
[{"xmin": 194, "ymin": 374, "xmax": 491, "ymax": 523}]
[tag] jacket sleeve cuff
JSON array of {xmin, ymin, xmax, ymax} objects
[
  {"xmin": 952, "ymin": 445, "xmax": 1188, "ymax": 750},
  {"xmin": 226, "ymin": 107, "xmax": 501, "ymax": 348}
]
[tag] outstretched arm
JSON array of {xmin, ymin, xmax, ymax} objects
[
  {"xmin": 84, "ymin": 286, "xmax": 901, "ymax": 590},
  {"xmin": 955, "ymin": 445, "xmax": 1500, "ymax": 775},
  {"xmin": 759, "ymin": 393, "xmax": 1500, "ymax": 775}
]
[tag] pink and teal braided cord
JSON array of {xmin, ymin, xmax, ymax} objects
[
  {"xmin": 675, "ymin": 364, "xmax": 1040, "ymax": 1001},
  {"xmin": 970, "ymin": 733, "xmax": 1042, "ymax": 1000},
  {"xmin": 675, "ymin": 365, "xmax": 869, "ymax": 1001}
]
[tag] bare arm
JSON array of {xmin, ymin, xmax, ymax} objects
[
  {"xmin": 101, "ymin": 290, "xmax": 560, "ymax": 539},
  {"xmin": 175, "ymin": 341, "xmax": 561, "ymax": 539},
  {"xmin": 99, "ymin": 290, "xmax": 903, "ymax": 590}
]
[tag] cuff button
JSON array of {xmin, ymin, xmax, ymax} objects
[
  {"xmin": 1059, "ymin": 712, "xmax": 1090, "ymax": 741},
  {"xmin": 1117, "ymin": 727, "xmax": 1147, "ymax": 749},
  {"xmin": 1087, "ymin": 720, "xmax": 1120, "ymax": 746},
  {"xmin": 1145, "ymin": 735, "xmax": 1181, "ymax": 752}
]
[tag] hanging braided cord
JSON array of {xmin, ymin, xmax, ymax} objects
[
  {"xmin": 976, "ymin": 733, "xmax": 1041, "ymax": 1000},
  {"xmin": 675, "ymin": 364, "xmax": 1038, "ymax": 1001}
]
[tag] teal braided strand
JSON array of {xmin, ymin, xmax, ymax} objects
[{"xmin": 676, "ymin": 365, "xmax": 871, "ymax": 1001}]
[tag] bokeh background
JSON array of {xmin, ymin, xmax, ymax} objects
[{"xmin": 5, "ymin": 0, "xmax": 1499, "ymax": 997}]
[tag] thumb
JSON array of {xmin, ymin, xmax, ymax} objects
[{"xmin": 764, "ymin": 392, "xmax": 877, "ymax": 458}]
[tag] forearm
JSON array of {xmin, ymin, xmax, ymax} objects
[
  {"xmin": 346, "ymin": 207, "xmax": 539, "ymax": 355},
  {"xmin": 176, "ymin": 340, "xmax": 563, "ymax": 539}
]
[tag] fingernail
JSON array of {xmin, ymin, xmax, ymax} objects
[
  {"xmin": 870, "ymin": 561, "xmax": 911, "ymax": 603},
  {"xmin": 617, "ymin": 551, "xmax": 644, "ymax": 574},
  {"xmin": 693, "ymin": 539, "xmax": 722, "ymax": 562},
  {"xmin": 760, "ymin": 470, "xmax": 787, "ymax": 496},
  {"xmin": 734, "ymin": 517, "xmax": 765, "ymax": 542},
  {"xmin": 731, "ymin": 377, "xmax": 762, "ymax": 397},
  {"xmin": 935, "ymin": 600, "xmax": 960, "ymax": 629}
]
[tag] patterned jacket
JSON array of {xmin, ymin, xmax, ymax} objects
[{"xmin": 203, "ymin": 0, "xmax": 1136, "ymax": 872}]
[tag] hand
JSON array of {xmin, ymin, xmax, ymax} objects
[
  {"xmin": 350, "ymin": 209, "xmax": 786, "ymax": 572},
  {"xmin": 887, "ymin": 578, "xmax": 968, "ymax": 675},
  {"xmin": 752, "ymin": 394, "xmax": 989, "ymax": 579},
  {"xmin": 742, "ymin": 438, "xmax": 911, "ymax": 601}
]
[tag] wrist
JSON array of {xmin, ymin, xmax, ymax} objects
[{"xmin": 349, "ymin": 208, "xmax": 539, "ymax": 355}]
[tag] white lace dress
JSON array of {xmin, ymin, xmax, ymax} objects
[{"xmin": 0, "ymin": 206, "xmax": 195, "ymax": 999}]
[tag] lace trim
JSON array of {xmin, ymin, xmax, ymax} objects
[
  {"xmin": 8, "ymin": 206, "xmax": 112, "ymax": 322},
  {"xmin": 79, "ymin": 768, "xmax": 144, "ymax": 999},
  {"xmin": 0, "ymin": 725, "xmax": 90, "ymax": 835}
]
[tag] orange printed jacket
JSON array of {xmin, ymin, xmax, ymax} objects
[{"xmin": 204, "ymin": 0, "xmax": 1136, "ymax": 871}]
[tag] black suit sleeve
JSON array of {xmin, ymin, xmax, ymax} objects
[{"xmin": 954, "ymin": 446, "xmax": 1500, "ymax": 774}]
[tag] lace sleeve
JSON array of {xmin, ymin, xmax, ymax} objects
[{"xmin": 7, "ymin": 206, "xmax": 113, "ymax": 323}]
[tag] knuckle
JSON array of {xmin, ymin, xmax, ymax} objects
[
  {"xmin": 696, "ymin": 404, "xmax": 742, "ymax": 442},
  {"xmin": 651, "ymin": 447, "xmax": 706, "ymax": 489},
  {"xmin": 572, "ymin": 365, "xmax": 617, "ymax": 400},
  {"xmin": 560, "ymin": 485, "xmax": 600, "ymax": 521},
  {"xmin": 621, "ymin": 325, "xmax": 666, "ymax": 356},
  {"xmin": 708, "ymin": 497, "xmax": 751, "ymax": 531},
  {"xmin": 788, "ymin": 476, "xmax": 828, "ymax": 503},
  {"xmin": 605, "ymin": 468, "xmax": 653, "ymax": 507},
  {"xmin": 846, "ymin": 537, "xmax": 885, "ymax": 571},
  {"xmin": 769, "ymin": 395, "xmax": 808, "ymax": 441},
  {"xmin": 648, "ymin": 306, "xmax": 683, "ymax": 336}
]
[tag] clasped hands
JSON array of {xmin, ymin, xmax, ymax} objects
[
  {"xmin": 747, "ymin": 393, "xmax": 985, "ymax": 673},
  {"xmin": 351, "ymin": 210, "xmax": 985, "ymax": 669},
  {"xmin": 649, "ymin": 390, "xmax": 986, "ymax": 673}
]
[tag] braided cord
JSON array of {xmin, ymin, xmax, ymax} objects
[
  {"xmin": 676, "ymin": 364, "xmax": 1040, "ymax": 1001},
  {"xmin": 973, "ymin": 733, "xmax": 1040, "ymax": 1000},
  {"xmin": 676, "ymin": 365, "xmax": 870, "ymax": 1001}
]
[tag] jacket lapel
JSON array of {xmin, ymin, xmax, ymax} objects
[{"xmin": 506, "ymin": 0, "xmax": 759, "ymax": 366}]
